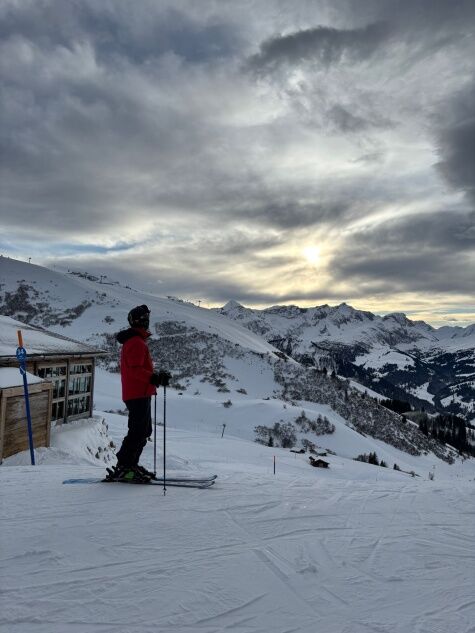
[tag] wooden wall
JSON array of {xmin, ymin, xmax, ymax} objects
[{"xmin": 0, "ymin": 383, "xmax": 53, "ymax": 462}]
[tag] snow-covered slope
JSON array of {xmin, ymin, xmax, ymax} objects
[
  {"xmin": 0, "ymin": 257, "xmax": 275, "ymax": 355},
  {"xmin": 0, "ymin": 257, "xmax": 462, "ymax": 461},
  {"xmin": 2, "ymin": 373, "xmax": 474, "ymax": 633},
  {"xmin": 217, "ymin": 301, "xmax": 475, "ymax": 419}
]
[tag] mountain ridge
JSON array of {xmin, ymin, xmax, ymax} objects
[
  {"xmin": 215, "ymin": 300, "xmax": 475, "ymax": 421},
  {"xmin": 219, "ymin": 300, "xmax": 473, "ymax": 344},
  {"xmin": 0, "ymin": 256, "xmax": 463, "ymax": 461}
]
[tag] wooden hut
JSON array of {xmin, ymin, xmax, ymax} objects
[
  {"xmin": 309, "ymin": 456, "xmax": 330, "ymax": 468},
  {"xmin": 0, "ymin": 315, "xmax": 105, "ymax": 462},
  {"xmin": 0, "ymin": 368, "xmax": 52, "ymax": 461}
]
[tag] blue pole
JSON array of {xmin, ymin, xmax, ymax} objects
[
  {"xmin": 163, "ymin": 385, "xmax": 167, "ymax": 496},
  {"xmin": 16, "ymin": 331, "xmax": 35, "ymax": 465}
]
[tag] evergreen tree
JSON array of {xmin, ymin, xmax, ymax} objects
[
  {"xmin": 419, "ymin": 418, "xmax": 428, "ymax": 436},
  {"xmin": 457, "ymin": 419, "xmax": 467, "ymax": 451},
  {"xmin": 368, "ymin": 452, "xmax": 379, "ymax": 465}
]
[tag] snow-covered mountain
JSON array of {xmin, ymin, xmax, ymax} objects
[
  {"xmin": 0, "ymin": 258, "xmax": 274, "ymax": 356},
  {"xmin": 0, "ymin": 256, "xmax": 464, "ymax": 461},
  {"xmin": 216, "ymin": 301, "xmax": 475, "ymax": 421}
]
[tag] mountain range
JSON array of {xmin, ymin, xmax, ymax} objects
[
  {"xmin": 0, "ymin": 256, "xmax": 472, "ymax": 463},
  {"xmin": 216, "ymin": 301, "xmax": 475, "ymax": 421}
]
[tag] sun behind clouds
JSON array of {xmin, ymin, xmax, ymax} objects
[{"xmin": 303, "ymin": 245, "xmax": 321, "ymax": 266}]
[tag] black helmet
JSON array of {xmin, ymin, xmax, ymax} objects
[{"xmin": 128, "ymin": 304, "xmax": 151, "ymax": 329}]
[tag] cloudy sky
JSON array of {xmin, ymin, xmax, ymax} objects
[{"xmin": 1, "ymin": 0, "xmax": 474, "ymax": 325}]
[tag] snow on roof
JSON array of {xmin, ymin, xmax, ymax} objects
[
  {"xmin": 0, "ymin": 315, "xmax": 102, "ymax": 358},
  {"xmin": 0, "ymin": 367, "xmax": 45, "ymax": 389}
]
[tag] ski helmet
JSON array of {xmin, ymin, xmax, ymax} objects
[{"xmin": 127, "ymin": 304, "xmax": 151, "ymax": 329}]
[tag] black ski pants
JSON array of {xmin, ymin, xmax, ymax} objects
[{"xmin": 116, "ymin": 397, "xmax": 152, "ymax": 468}]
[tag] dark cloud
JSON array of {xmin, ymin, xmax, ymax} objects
[
  {"xmin": 339, "ymin": 0, "xmax": 475, "ymax": 40},
  {"xmin": 0, "ymin": 1, "xmax": 241, "ymax": 64},
  {"xmin": 336, "ymin": 251, "xmax": 473, "ymax": 295},
  {"xmin": 326, "ymin": 104, "xmax": 394, "ymax": 133},
  {"xmin": 231, "ymin": 198, "xmax": 353, "ymax": 229},
  {"xmin": 211, "ymin": 287, "xmax": 350, "ymax": 306},
  {"xmin": 361, "ymin": 210, "xmax": 475, "ymax": 253},
  {"xmin": 248, "ymin": 22, "xmax": 391, "ymax": 72},
  {"xmin": 1, "ymin": 1, "xmax": 474, "ymax": 316},
  {"xmin": 42, "ymin": 250, "xmax": 346, "ymax": 306},
  {"xmin": 436, "ymin": 80, "xmax": 475, "ymax": 204},
  {"xmin": 375, "ymin": 0, "xmax": 475, "ymax": 33},
  {"xmin": 332, "ymin": 210, "xmax": 475, "ymax": 295}
]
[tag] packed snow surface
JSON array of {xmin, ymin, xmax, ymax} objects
[{"xmin": 1, "ymin": 372, "xmax": 475, "ymax": 633}]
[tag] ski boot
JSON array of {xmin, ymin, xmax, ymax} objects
[
  {"xmin": 136, "ymin": 464, "xmax": 158, "ymax": 480},
  {"xmin": 105, "ymin": 464, "xmax": 122, "ymax": 481},
  {"xmin": 105, "ymin": 464, "xmax": 151, "ymax": 483}
]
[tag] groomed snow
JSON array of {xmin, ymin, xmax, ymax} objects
[{"xmin": 1, "ymin": 371, "xmax": 475, "ymax": 633}]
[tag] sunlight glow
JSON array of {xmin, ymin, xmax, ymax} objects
[{"xmin": 303, "ymin": 245, "xmax": 321, "ymax": 265}]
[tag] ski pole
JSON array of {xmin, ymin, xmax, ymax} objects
[
  {"xmin": 16, "ymin": 331, "xmax": 35, "ymax": 465},
  {"xmin": 163, "ymin": 385, "xmax": 167, "ymax": 496},
  {"xmin": 153, "ymin": 393, "xmax": 157, "ymax": 476}
]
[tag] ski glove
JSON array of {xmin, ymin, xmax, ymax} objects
[{"xmin": 150, "ymin": 370, "xmax": 171, "ymax": 387}]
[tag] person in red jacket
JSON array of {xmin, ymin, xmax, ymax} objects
[{"xmin": 107, "ymin": 305, "xmax": 170, "ymax": 482}]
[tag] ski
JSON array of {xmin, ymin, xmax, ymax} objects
[
  {"xmin": 106, "ymin": 468, "xmax": 218, "ymax": 483},
  {"xmin": 104, "ymin": 468, "xmax": 218, "ymax": 484},
  {"xmin": 63, "ymin": 477, "xmax": 215, "ymax": 489},
  {"xmin": 151, "ymin": 474, "xmax": 217, "ymax": 484},
  {"xmin": 106, "ymin": 468, "xmax": 218, "ymax": 484}
]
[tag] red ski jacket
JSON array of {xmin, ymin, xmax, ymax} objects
[{"xmin": 116, "ymin": 328, "xmax": 157, "ymax": 401}]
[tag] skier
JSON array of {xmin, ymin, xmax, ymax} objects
[{"xmin": 107, "ymin": 304, "xmax": 170, "ymax": 482}]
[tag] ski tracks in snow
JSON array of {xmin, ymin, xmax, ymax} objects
[{"xmin": 1, "ymin": 467, "xmax": 474, "ymax": 633}]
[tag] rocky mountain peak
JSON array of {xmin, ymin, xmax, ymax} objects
[
  {"xmin": 383, "ymin": 312, "xmax": 411, "ymax": 327},
  {"xmin": 222, "ymin": 299, "xmax": 244, "ymax": 311}
]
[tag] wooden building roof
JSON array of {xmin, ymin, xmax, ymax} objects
[{"xmin": 0, "ymin": 315, "xmax": 105, "ymax": 359}]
